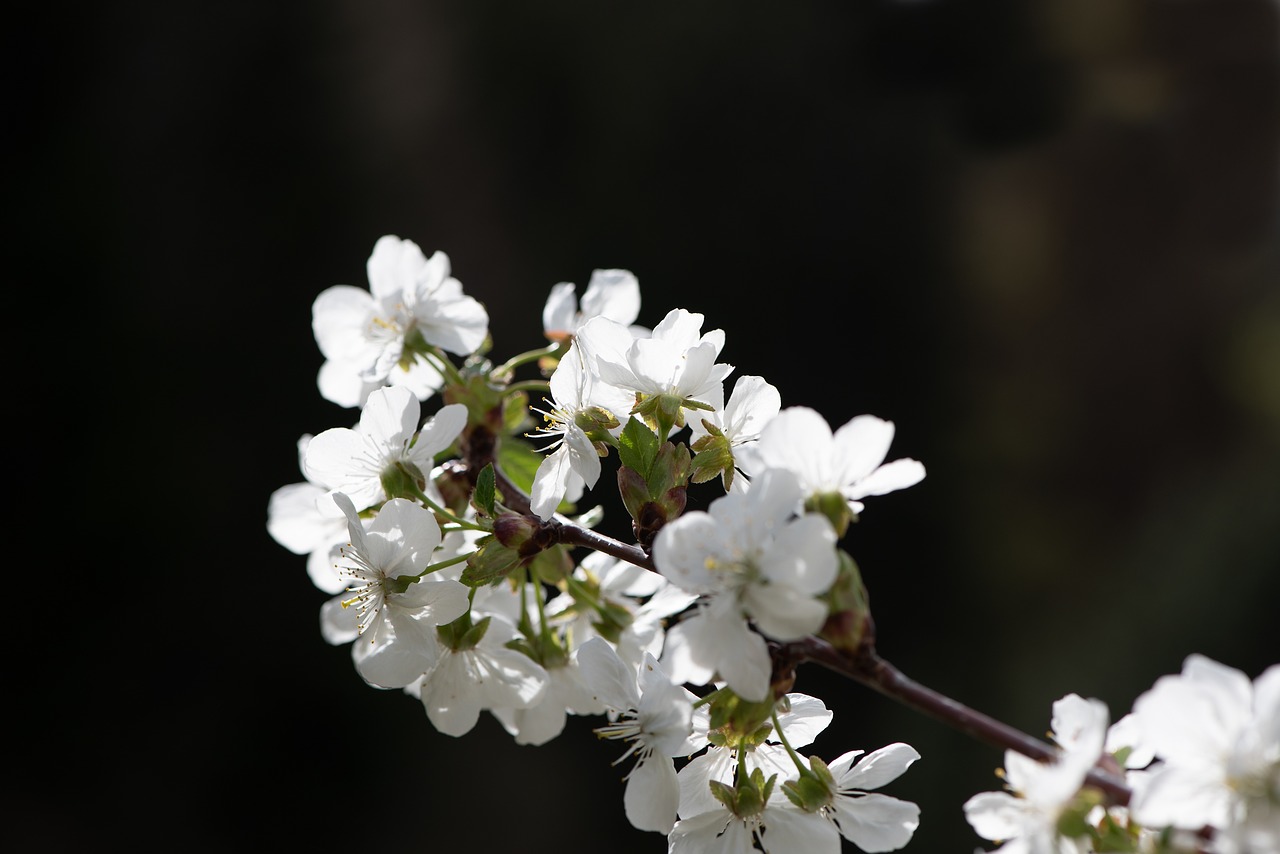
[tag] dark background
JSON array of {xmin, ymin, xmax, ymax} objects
[{"xmin": 15, "ymin": 0, "xmax": 1279, "ymax": 851}]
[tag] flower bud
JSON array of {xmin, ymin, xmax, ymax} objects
[{"xmin": 818, "ymin": 550, "xmax": 872, "ymax": 655}]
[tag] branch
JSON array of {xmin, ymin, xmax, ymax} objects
[
  {"xmin": 780, "ymin": 634, "xmax": 1133, "ymax": 806},
  {"xmin": 455, "ymin": 426, "xmax": 656, "ymax": 572}
]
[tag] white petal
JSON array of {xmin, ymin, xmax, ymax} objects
[
  {"xmin": 1050, "ymin": 694, "xmax": 1109, "ymax": 759},
  {"xmin": 653, "ymin": 512, "xmax": 724, "ymax": 594},
  {"xmin": 574, "ymin": 636, "xmax": 641, "ymax": 711},
  {"xmin": 267, "ymin": 482, "xmax": 336, "ymax": 554},
  {"xmin": 1134, "ymin": 668, "xmax": 1241, "ymax": 765},
  {"xmin": 660, "ymin": 621, "xmax": 718, "ymax": 689},
  {"xmin": 1253, "ymin": 663, "xmax": 1280, "ymax": 745},
  {"xmin": 845, "ymin": 457, "xmax": 926, "ymax": 500},
  {"xmin": 393, "ymin": 577, "xmax": 470, "ymax": 625},
  {"xmin": 668, "ymin": 809, "xmax": 739, "ymax": 854},
  {"xmin": 760, "ymin": 513, "xmax": 838, "ymax": 595},
  {"xmin": 408, "ymin": 402, "xmax": 468, "ymax": 465},
  {"xmin": 422, "ymin": 654, "xmax": 483, "ymax": 737},
  {"xmin": 1129, "ymin": 764, "xmax": 1231, "ymax": 830},
  {"xmin": 677, "ymin": 751, "xmax": 729, "ymax": 819},
  {"xmin": 580, "ymin": 268, "xmax": 641, "ymax": 326},
  {"xmin": 542, "ymin": 281, "xmax": 577, "ymax": 337},
  {"xmin": 360, "ymin": 386, "xmax": 420, "ymax": 454},
  {"xmin": 835, "ymin": 743, "xmax": 922, "ymax": 792},
  {"xmin": 353, "ymin": 616, "xmax": 438, "ymax": 689},
  {"xmin": 831, "ymin": 414, "xmax": 895, "ymax": 483},
  {"xmin": 773, "ymin": 694, "xmax": 834, "ymax": 748},
  {"xmin": 831, "ymin": 792, "xmax": 920, "ymax": 852},
  {"xmin": 963, "ymin": 790, "xmax": 1029, "ymax": 842},
  {"xmin": 623, "ymin": 753, "xmax": 680, "ymax": 833},
  {"xmin": 760, "ymin": 806, "xmax": 841, "ymax": 854},
  {"xmin": 475, "ymin": 646, "xmax": 550, "ymax": 710},
  {"xmin": 319, "ymin": 596, "xmax": 359, "ymax": 646},
  {"xmin": 708, "ymin": 612, "xmax": 772, "ymax": 702},
  {"xmin": 756, "ymin": 407, "xmax": 835, "ymax": 491},
  {"xmin": 530, "ymin": 445, "xmax": 576, "ymax": 521},
  {"xmin": 303, "ymin": 428, "xmax": 384, "ymax": 509},
  {"xmin": 366, "ymin": 234, "xmax": 426, "ymax": 298},
  {"xmin": 741, "ymin": 582, "xmax": 828, "ymax": 641},
  {"xmin": 721, "ymin": 375, "xmax": 781, "ymax": 442},
  {"xmin": 368, "ymin": 498, "xmax": 443, "ymax": 577}
]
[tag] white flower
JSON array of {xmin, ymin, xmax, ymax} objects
[
  {"xmin": 318, "ymin": 493, "xmax": 470, "ymax": 689},
  {"xmin": 543, "ymin": 550, "xmax": 698, "ymax": 669},
  {"xmin": 303, "ymin": 386, "xmax": 468, "ymax": 511},
  {"xmin": 267, "ymin": 434, "xmax": 348, "ymax": 594},
  {"xmin": 316, "ymin": 353, "xmax": 444, "ymax": 410},
  {"xmin": 963, "ymin": 694, "xmax": 1110, "ymax": 854},
  {"xmin": 541, "ymin": 268, "xmax": 642, "ymax": 341},
  {"xmin": 312, "ymin": 236, "xmax": 424, "ymax": 386},
  {"xmin": 415, "ymin": 614, "xmax": 549, "ymax": 737},
  {"xmin": 653, "ymin": 467, "xmax": 838, "ymax": 701},
  {"xmin": 490, "ymin": 659, "xmax": 605, "ymax": 746},
  {"xmin": 688, "ymin": 375, "xmax": 781, "ymax": 449},
  {"xmin": 576, "ymin": 637, "xmax": 694, "ymax": 834},
  {"xmin": 678, "ymin": 692, "xmax": 834, "ymax": 820},
  {"xmin": 669, "ymin": 788, "xmax": 840, "ymax": 854},
  {"xmin": 311, "ymin": 235, "xmax": 485, "ymax": 407},
  {"xmin": 688, "ymin": 374, "xmax": 783, "ymax": 493},
  {"xmin": 735, "ymin": 406, "xmax": 924, "ymax": 516},
  {"xmin": 576, "ymin": 307, "xmax": 733, "ymax": 425},
  {"xmin": 822, "ymin": 743, "xmax": 922, "ymax": 853},
  {"xmin": 526, "ymin": 340, "xmax": 633, "ymax": 520},
  {"xmin": 1129, "ymin": 654, "xmax": 1280, "ymax": 838}
]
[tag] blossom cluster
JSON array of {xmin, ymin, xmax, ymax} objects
[
  {"xmin": 269, "ymin": 236, "xmax": 1278, "ymax": 853},
  {"xmin": 964, "ymin": 655, "xmax": 1279, "ymax": 854}
]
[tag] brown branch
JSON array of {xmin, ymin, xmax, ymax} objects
[
  {"xmin": 780, "ymin": 634, "xmax": 1133, "ymax": 806},
  {"xmin": 457, "ymin": 425, "xmax": 656, "ymax": 573}
]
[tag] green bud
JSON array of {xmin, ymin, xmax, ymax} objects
[
  {"xmin": 589, "ymin": 599, "xmax": 635, "ymax": 645},
  {"xmin": 781, "ymin": 764, "xmax": 833, "ymax": 813},
  {"xmin": 805, "ymin": 490, "xmax": 855, "ymax": 538},
  {"xmin": 530, "ymin": 543, "xmax": 574, "ymax": 585},
  {"xmin": 459, "ymin": 535, "xmax": 524, "ymax": 586},
  {"xmin": 706, "ymin": 690, "xmax": 780, "ymax": 746},
  {"xmin": 818, "ymin": 550, "xmax": 872, "ymax": 655},
  {"xmin": 617, "ymin": 465, "xmax": 651, "ymax": 521},
  {"xmin": 380, "ymin": 460, "xmax": 427, "ymax": 502},
  {"xmin": 688, "ymin": 431, "xmax": 734, "ymax": 486},
  {"xmin": 574, "ymin": 405, "xmax": 620, "ymax": 432},
  {"xmin": 437, "ymin": 611, "xmax": 488, "ymax": 651}
]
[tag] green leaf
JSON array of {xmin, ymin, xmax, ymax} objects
[
  {"xmin": 473, "ymin": 463, "xmax": 496, "ymax": 516},
  {"xmin": 496, "ymin": 436, "xmax": 543, "ymax": 496},
  {"xmin": 617, "ymin": 417, "xmax": 659, "ymax": 478}
]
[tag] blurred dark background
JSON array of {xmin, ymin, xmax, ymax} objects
[{"xmin": 15, "ymin": 0, "xmax": 1279, "ymax": 851}]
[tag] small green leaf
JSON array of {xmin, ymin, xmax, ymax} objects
[
  {"xmin": 618, "ymin": 417, "xmax": 659, "ymax": 477},
  {"xmin": 473, "ymin": 463, "xmax": 496, "ymax": 516}
]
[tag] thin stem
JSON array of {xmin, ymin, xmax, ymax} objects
[
  {"xmin": 770, "ymin": 708, "xmax": 810, "ymax": 776},
  {"xmin": 493, "ymin": 342, "xmax": 564, "ymax": 379},
  {"xmin": 415, "ymin": 550, "xmax": 474, "ymax": 578},
  {"xmin": 407, "ymin": 480, "xmax": 487, "ymax": 531},
  {"xmin": 421, "ymin": 346, "xmax": 467, "ymax": 388},
  {"xmin": 504, "ymin": 379, "xmax": 552, "ymax": 397}
]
